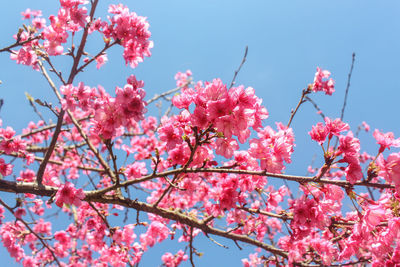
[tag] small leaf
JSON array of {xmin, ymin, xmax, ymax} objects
[{"xmin": 25, "ymin": 92, "xmax": 34, "ymax": 102}]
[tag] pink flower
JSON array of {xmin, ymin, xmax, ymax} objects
[
  {"xmin": 14, "ymin": 208, "xmax": 26, "ymax": 219},
  {"xmin": 168, "ymin": 143, "xmax": 190, "ymax": 165},
  {"xmin": 124, "ymin": 162, "xmax": 147, "ymax": 179},
  {"xmin": 309, "ymin": 122, "xmax": 328, "ymax": 145},
  {"xmin": 338, "ymin": 132, "xmax": 360, "ymax": 156},
  {"xmin": 174, "ymin": 70, "xmax": 192, "ymax": 88},
  {"xmin": 32, "ymin": 17, "xmax": 46, "ymax": 29},
  {"xmin": 140, "ymin": 221, "xmax": 170, "ymax": 250},
  {"xmin": 242, "ymin": 253, "xmax": 262, "ymax": 267},
  {"xmin": 364, "ymin": 205, "xmax": 386, "ymax": 229},
  {"xmin": 96, "ymin": 54, "xmax": 108, "ymax": 69},
  {"xmin": 249, "ymin": 124, "xmax": 294, "ymax": 173},
  {"xmin": 21, "ymin": 8, "xmax": 41, "ymax": 19},
  {"xmin": 337, "ymin": 131, "xmax": 360, "ymax": 165},
  {"xmin": 345, "ymin": 163, "xmax": 363, "ymax": 184},
  {"xmin": 378, "ymin": 152, "xmax": 400, "ymax": 188},
  {"xmin": 104, "ymin": 4, "xmax": 153, "ymax": 68},
  {"xmin": 158, "ymin": 121, "xmax": 183, "ymax": 150},
  {"xmin": 69, "ymin": 6, "xmax": 88, "ymax": 28},
  {"xmin": 161, "ymin": 250, "xmax": 188, "ymax": 267},
  {"xmin": 55, "ymin": 182, "xmax": 85, "ymax": 207},
  {"xmin": 0, "ymin": 159, "xmax": 13, "ymax": 177},
  {"xmin": 190, "ymin": 106, "xmax": 209, "ymax": 129},
  {"xmin": 311, "ymin": 67, "xmax": 335, "ymax": 95},
  {"xmin": 362, "ymin": 121, "xmax": 370, "ymax": 132},
  {"xmin": 54, "ymin": 231, "xmax": 71, "ymax": 247},
  {"xmin": 215, "ymin": 138, "xmax": 239, "ymax": 159},
  {"xmin": 172, "ymin": 88, "xmax": 195, "ymax": 109},
  {"xmin": 325, "ymin": 117, "xmax": 349, "ymax": 137},
  {"xmin": 373, "ymin": 129, "xmax": 400, "ymax": 153},
  {"xmin": 10, "ymin": 47, "xmax": 38, "ymax": 69}
]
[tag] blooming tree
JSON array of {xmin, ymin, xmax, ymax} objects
[{"xmin": 0, "ymin": 1, "xmax": 399, "ymax": 266}]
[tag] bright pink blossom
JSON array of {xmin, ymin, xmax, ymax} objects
[
  {"xmin": 96, "ymin": 54, "xmax": 108, "ymax": 69},
  {"xmin": 309, "ymin": 122, "xmax": 328, "ymax": 144},
  {"xmin": 311, "ymin": 67, "xmax": 335, "ymax": 95},
  {"xmin": 161, "ymin": 250, "xmax": 188, "ymax": 267},
  {"xmin": 55, "ymin": 182, "xmax": 85, "ymax": 207},
  {"xmin": 0, "ymin": 159, "xmax": 13, "ymax": 177},
  {"xmin": 373, "ymin": 129, "xmax": 400, "ymax": 153},
  {"xmin": 324, "ymin": 117, "xmax": 349, "ymax": 137}
]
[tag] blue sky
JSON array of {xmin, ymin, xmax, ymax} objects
[{"xmin": 0, "ymin": 1, "xmax": 400, "ymax": 266}]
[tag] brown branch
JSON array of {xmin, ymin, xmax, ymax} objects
[
  {"xmin": 0, "ymin": 36, "xmax": 41, "ymax": 53},
  {"xmin": 36, "ymin": 109, "xmax": 65, "ymax": 186},
  {"xmin": 91, "ymin": 167, "xmax": 394, "ymax": 197},
  {"xmin": 93, "ymin": 196, "xmax": 289, "ymax": 259},
  {"xmin": 105, "ymin": 141, "xmax": 120, "ymax": 185},
  {"xmin": 0, "ymin": 180, "xmax": 288, "ymax": 259},
  {"xmin": 237, "ymin": 206, "xmax": 381, "ymax": 228}
]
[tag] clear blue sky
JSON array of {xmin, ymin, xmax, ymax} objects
[{"xmin": 0, "ymin": 1, "xmax": 400, "ymax": 266}]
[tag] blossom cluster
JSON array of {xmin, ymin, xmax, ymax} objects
[
  {"xmin": 99, "ymin": 4, "xmax": 153, "ymax": 68},
  {"xmin": 61, "ymin": 75, "xmax": 147, "ymax": 139},
  {"xmin": 11, "ymin": 1, "xmax": 152, "ymax": 71},
  {"xmin": 311, "ymin": 67, "xmax": 335, "ymax": 95}
]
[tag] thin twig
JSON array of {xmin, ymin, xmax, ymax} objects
[
  {"xmin": 334, "ymin": 53, "xmax": 356, "ymax": 148},
  {"xmin": 189, "ymin": 226, "xmax": 195, "ymax": 267},
  {"xmin": 229, "ymin": 46, "xmax": 248, "ymax": 89},
  {"xmin": 147, "ymin": 81, "xmax": 192, "ymax": 105},
  {"xmin": 304, "ymin": 96, "xmax": 326, "ymax": 120},
  {"xmin": 44, "ymin": 57, "xmax": 67, "ymax": 85},
  {"xmin": 204, "ymin": 233, "xmax": 229, "ymax": 249},
  {"xmin": 19, "ymin": 115, "xmax": 92, "ymax": 139},
  {"xmin": 340, "ymin": 53, "xmax": 356, "ymax": 121},
  {"xmin": 75, "ymin": 41, "xmax": 118, "ymax": 74}
]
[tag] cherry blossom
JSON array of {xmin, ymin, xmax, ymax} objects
[
  {"xmin": 311, "ymin": 67, "xmax": 335, "ymax": 95},
  {"xmin": 55, "ymin": 182, "xmax": 85, "ymax": 207}
]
